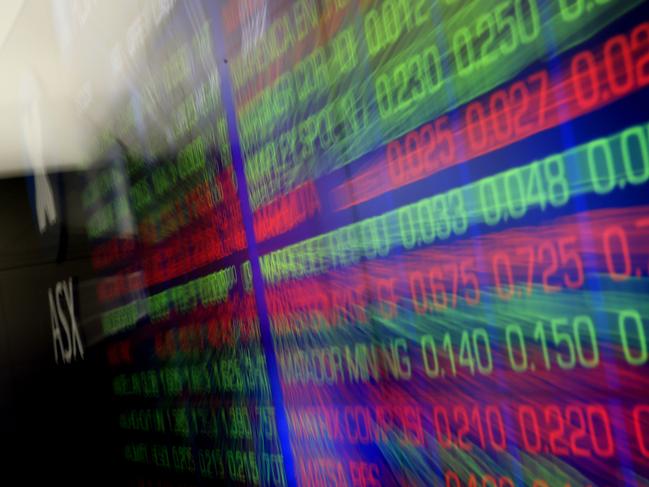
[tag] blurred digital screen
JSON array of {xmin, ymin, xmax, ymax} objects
[{"xmin": 78, "ymin": 0, "xmax": 649, "ymax": 485}]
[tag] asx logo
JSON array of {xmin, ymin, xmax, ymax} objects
[{"xmin": 48, "ymin": 278, "xmax": 84, "ymax": 364}]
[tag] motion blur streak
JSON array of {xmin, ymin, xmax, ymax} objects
[{"xmin": 1, "ymin": 1, "xmax": 649, "ymax": 486}]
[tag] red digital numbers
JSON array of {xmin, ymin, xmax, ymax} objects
[
  {"xmin": 633, "ymin": 405, "xmax": 649, "ymax": 458},
  {"xmin": 142, "ymin": 168, "xmax": 247, "ymax": 286},
  {"xmin": 432, "ymin": 405, "xmax": 507, "ymax": 452},
  {"xmin": 408, "ymin": 258, "xmax": 480, "ymax": 313},
  {"xmin": 491, "ymin": 235, "xmax": 585, "ymax": 300},
  {"xmin": 97, "ymin": 271, "xmax": 145, "ymax": 304},
  {"xmin": 387, "ymin": 116, "xmax": 455, "ymax": 187},
  {"xmin": 253, "ymin": 180, "xmax": 321, "ymax": 242},
  {"xmin": 107, "ymin": 339, "xmax": 133, "ymax": 366},
  {"xmin": 572, "ymin": 24, "xmax": 649, "ymax": 110},
  {"xmin": 433, "ymin": 403, "xmax": 616, "ymax": 458},
  {"xmin": 465, "ymin": 71, "xmax": 549, "ymax": 154},
  {"xmin": 406, "ymin": 234, "xmax": 589, "ymax": 309},
  {"xmin": 92, "ymin": 237, "xmax": 136, "ymax": 270},
  {"xmin": 517, "ymin": 404, "xmax": 615, "ymax": 457},
  {"xmin": 445, "ymin": 470, "xmax": 515, "ymax": 487}
]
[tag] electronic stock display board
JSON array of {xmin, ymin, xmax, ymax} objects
[{"xmin": 78, "ymin": 0, "xmax": 649, "ymax": 485}]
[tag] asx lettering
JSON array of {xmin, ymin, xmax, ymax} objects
[{"xmin": 48, "ymin": 278, "xmax": 84, "ymax": 364}]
